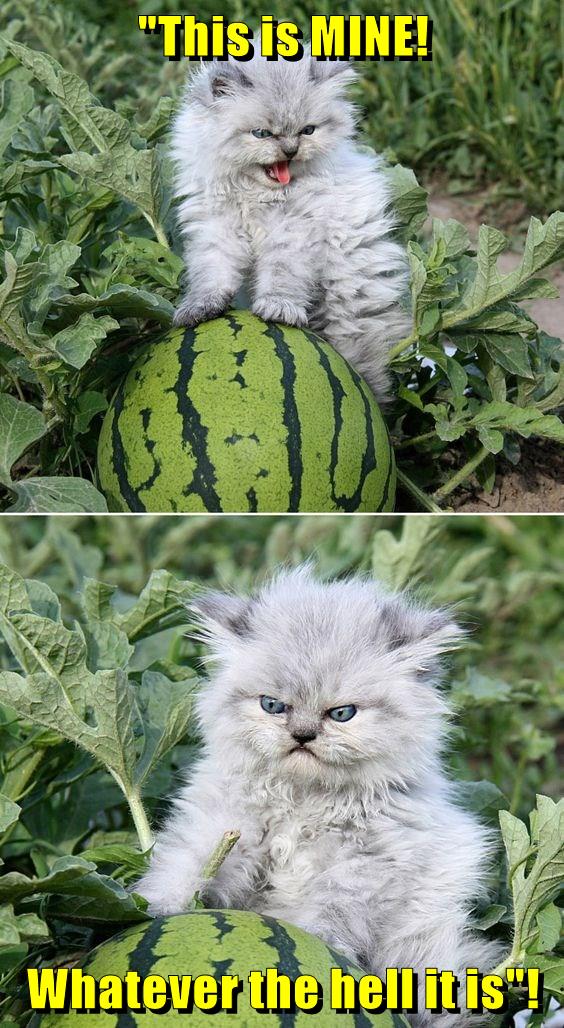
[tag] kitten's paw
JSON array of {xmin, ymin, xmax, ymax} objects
[
  {"xmin": 252, "ymin": 298, "xmax": 308, "ymax": 327},
  {"xmin": 173, "ymin": 291, "xmax": 232, "ymax": 328}
]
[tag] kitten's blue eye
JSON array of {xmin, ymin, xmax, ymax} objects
[
  {"xmin": 301, "ymin": 125, "xmax": 315, "ymax": 135},
  {"xmin": 252, "ymin": 129, "xmax": 273, "ymax": 139},
  {"xmin": 328, "ymin": 705, "xmax": 357, "ymax": 722},
  {"xmin": 261, "ymin": 695, "xmax": 286, "ymax": 714}
]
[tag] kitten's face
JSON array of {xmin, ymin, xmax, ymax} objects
[
  {"xmin": 184, "ymin": 55, "xmax": 357, "ymax": 190},
  {"xmin": 195, "ymin": 572, "xmax": 460, "ymax": 792}
]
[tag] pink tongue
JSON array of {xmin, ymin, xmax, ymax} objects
[{"xmin": 273, "ymin": 160, "xmax": 291, "ymax": 185}]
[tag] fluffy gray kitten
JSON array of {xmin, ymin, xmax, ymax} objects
[
  {"xmin": 138, "ymin": 568, "xmax": 499, "ymax": 1026},
  {"xmin": 170, "ymin": 51, "xmax": 412, "ymax": 402}
]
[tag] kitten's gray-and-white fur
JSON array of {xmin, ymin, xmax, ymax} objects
[
  {"xmin": 171, "ymin": 52, "xmax": 412, "ymax": 402},
  {"xmin": 138, "ymin": 568, "xmax": 500, "ymax": 1026}
]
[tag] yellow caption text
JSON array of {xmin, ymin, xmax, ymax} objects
[
  {"xmin": 137, "ymin": 15, "xmax": 433, "ymax": 62},
  {"xmin": 28, "ymin": 966, "xmax": 544, "ymax": 1015}
]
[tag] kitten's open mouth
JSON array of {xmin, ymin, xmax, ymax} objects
[{"xmin": 264, "ymin": 160, "xmax": 291, "ymax": 186}]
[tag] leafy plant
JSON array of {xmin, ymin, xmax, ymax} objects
[
  {"xmin": 0, "ymin": 22, "xmax": 562, "ymax": 511},
  {"xmin": 0, "ymin": 514, "xmax": 562, "ymax": 1025}
]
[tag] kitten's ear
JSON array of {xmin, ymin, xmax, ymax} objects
[
  {"xmin": 193, "ymin": 590, "xmax": 254, "ymax": 637},
  {"xmin": 209, "ymin": 62, "xmax": 252, "ymax": 99},
  {"xmin": 378, "ymin": 595, "xmax": 463, "ymax": 672},
  {"xmin": 309, "ymin": 58, "xmax": 356, "ymax": 84}
]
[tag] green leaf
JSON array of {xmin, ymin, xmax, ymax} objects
[
  {"xmin": 0, "ymin": 37, "xmax": 119, "ymax": 154},
  {"xmin": 0, "ymin": 394, "xmax": 46, "ymax": 487},
  {"xmin": 117, "ymin": 570, "xmax": 197, "ymax": 642},
  {"xmin": 387, "ymin": 164, "xmax": 428, "ymax": 239},
  {"xmin": 0, "ymin": 794, "xmax": 21, "ymax": 834},
  {"xmin": 73, "ymin": 390, "xmax": 108, "ymax": 434},
  {"xmin": 456, "ymin": 780, "xmax": 507, "ymax": 817},
  {"xmin": 535, "ymin": 903, "xmax": 562, "ymax": 953},
  {"xmin": 483, "ymin": 333, "xmax": 534, "ymax": 379},
  {"xmin": 372, "ymin": 516, "xmax": 443, "ymax": 591},
  {"xmin": 431, "ymin": 218, "xmax": 470, "ymax": 259},
  {"xmin": 44, "ymin": 313, "xmax": 119, "ymax": 369},
  {"xmin": 0, "ymin": 80, "xmax": 35, "ymax": 158},
  {"xmin": 0, "ymin": 857, "xmax": 147, "ymax": 924},
  {"xmin": 58, "ymin": 146, "xmax": 161, "ymax": 228},
  {"xmin": 0, "ymin": 669, "xmax": 138, "ymax": 794},
  {"xmin": 134, "ymin": 670, "xmax": 197, "ymax": 786},
  {"xmin": 473, "ymin": 904, "xmax": 507, "ymax": 930},
  {"xmin": 530, "ymin": 955, "xmax": 564, "ymax": 1002},
  {"xmin": 0, "ymin": 855, "xmax": 95, "ymax": 903},
  {"xmin": 499, "ymin": 795, "xmax": 564, "ymax": 961},
  {"xmin": 443, "ymin": 213, "xmax": 564, "ymax": 328},
  {"xmin": 54, "ymin": 284, "xmax": 174, "ymax": 324},
  {"xmin": 451, "ymin": 670, "xmax": 513, "ymax": 706},
  {"xmin": 6, "ymin": 476, "xmax": 108, "ymax": 513},
  {"xmin": 470, "ymin": 402, "xmax": 564, "ymax": 444},
  {"xmin": 477, "ymin": 426, "xmax": 505, "ymax": 454}
]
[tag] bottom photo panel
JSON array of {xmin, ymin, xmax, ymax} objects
[{"xmin": 0, "ymin": 514, "xmax": 562, "ymax": 1028}]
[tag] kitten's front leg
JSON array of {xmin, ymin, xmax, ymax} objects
[
  {"xmin": 251, "ymin": 227, "xmax": 316, "ymax": 327},
  {"xmin": 173, "ymin": 217, "xmax": 249, "ymax": 329},
  {"xmin": 135, "ymin": 779, "xmax": 259, "ymax": 915}
]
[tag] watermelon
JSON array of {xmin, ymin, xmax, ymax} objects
[
  {"xmin": 34, "ymin": 911, "xmax": 411, "ymax": 1026},
  {"xmin": 97, "ymin": 312, "xmax": 395, "ymax": 513}
]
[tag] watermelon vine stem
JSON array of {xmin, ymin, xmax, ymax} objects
[{"xmin": 396, "ymin": 468, "xmax": 442, "ymax": 512}]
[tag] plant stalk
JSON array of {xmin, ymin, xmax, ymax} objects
[
  {"xmin": 396, "ymin": 468, "xmax": 443, "ymax": 512},
  {"xmin": 433, "ymin": 445, "xmax": 490, "ymax": 502},
  {"xmin": 387, "ymin": 331, "xmax": 418, "ymax": 363},
  {"xmin": 127, "ymin": 788, "xmax": 154, "ymax": 852},
  {"xmin": 202, "ymin": 830, "xmax": 241, "ymax": 881}
]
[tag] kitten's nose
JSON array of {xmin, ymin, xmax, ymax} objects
[
  {"xmin": 281, "ymin": 143, "xmax": 298, "ymax": 158},
  {"xmin": 292, "ymin": 730, "xmax": 317, "ymax": 745}
]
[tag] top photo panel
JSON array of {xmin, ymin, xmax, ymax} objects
[{"xmin": 0, "ymin": 4, "xmax": 562, "ymax": 515}]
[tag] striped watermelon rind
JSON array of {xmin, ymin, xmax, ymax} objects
[
  {"xmin": 34, "ymin": 911, "xmax": 411, "ymax": 1026},
  {"xmin": 97, "ymin": 311, "xmax": 395, "ymax": 513}
]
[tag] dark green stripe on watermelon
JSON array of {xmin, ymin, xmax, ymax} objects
[
  {"xmin": 305, "ymin": 331, "xmax": 383, "ymax": 513},
  {"xmin": 174, "ymin": 327, "xmax": 223, "ymax": 512},
  {"xmin": 110, "ymin": 377, "xmax": 147, "ymax": 513},
  {"xmin": 263, "ymin": 323, "xmax": 303, "ymax": 512}
]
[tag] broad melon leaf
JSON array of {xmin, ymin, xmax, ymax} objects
[
  {"xmin": 54, "ymin": 283, "xmax": 173, "ymax": 324},
  {"xmin": 470, "ymin": 401, "xmax": 564, "ymax": 444},
  {"xmin": 43, "ymin": 312, "xmax": 119, "ymax": 369},
  {"xmin": 58, "ymin": 146, "xmax": 161, "ymax": 230},
  {"xmin": 44, "ymin": 873, "xmax": 149, "ymax": 925},
  {"xmin": 0, "ymin": 794, "xmax": 21, "ymax": 834},
  {"xmin": 499, "ymin": 795, "xmax": 564, "ymax": 962},
  {"xmin": 134, "ymin": 670, "xmax": 198, "ymax": 786},
  {"xmin": 534, "ymin": 903, "xmax": 562, "ymax": 953},
  {"xmin": 0, "ymin": 561, "xmax": 31, "ymax": 615},
  {"xmin": 6, "ymin": 476, "xmax": 108, "ymax": 513},
  {"xmin": 0, "ymin": 606, "xmax": 93, "ymax": 712},
  {"xmin": 1, "ymin": 858, "xmax": 147, "ymax": 923},
  {"xmin": 372, "ymin": 515, "xmax": 443, "ymax": 591},
  {"xmin": 443, "ymin": 213, "xmax": 564, "ymax": 327},
  {"xmin": 0, "ymin": 855, "xmax": 96, "ymax": 903},
  {"xmin": 529, "ymin": 956, "xmax": 564, "ymax": 1003},
  {"xmin": 81, "ymin": 579, "xmax": 119, "ymax": 622},
  {"xmin": 0, "ymin": 669, "xmax": 138, "ymax": 795},
  {"xmin": 0, "ymin": 37, "xmax": 121, "ymax": 155},
  {"xmin": 0, "ymin": 907, "xmax": 49, "ymax": 946},
  {"xmin": 387, "ymin": 164, "xmax": 428, "ymax": 240},
  {"xmin": 74, "ymin": 390, "xmax": 108, "ymax": 434},
  {"xmin": 117, "ymin": 569, "xmax": 198, "ymax": 643},
  {"xmin": 0, "ymin": 394, "xmax": 46, "ymax": 487},
  {"xmin": 0, "ymin": 80, "xmax": 35, "ymax": 158},
  {"xmin": 431, "ymin": 217, "xmax": 471, "ymax": 259},
  {"xmin": 81, "ymin": 619, "xmax": 134, "ymax": 672}
]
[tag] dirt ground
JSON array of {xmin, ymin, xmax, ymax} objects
[{"xmin": 426, "ymin": 186, "xmax": 563, "ymax": 513}]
